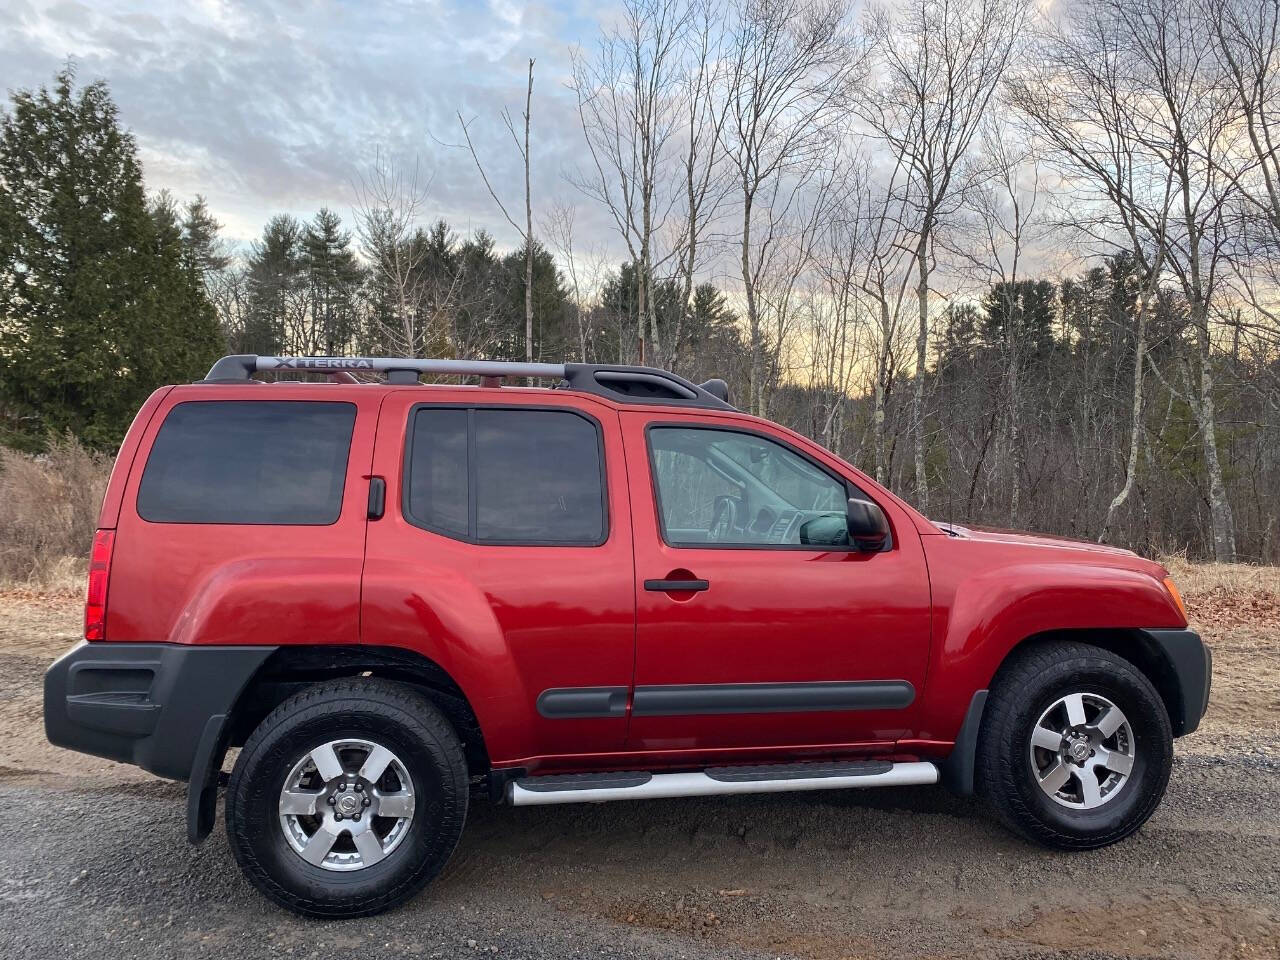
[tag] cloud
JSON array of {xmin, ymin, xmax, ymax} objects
[{"xmin": 0, "ymin": 0, "xmax": 617, "ymax": 253}]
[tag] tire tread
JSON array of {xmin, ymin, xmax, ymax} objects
[
  {"xmin": 976, "ymin": 639, "xmax": 1172, "ymax": 850},
  {"xmin": 226, "ymin": 678, "xmax": 468, "ymax": 918}
]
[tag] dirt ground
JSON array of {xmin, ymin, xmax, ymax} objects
[{"xmin": 1, "ymin": 561, "xmax": 1277, "ymax": 959}]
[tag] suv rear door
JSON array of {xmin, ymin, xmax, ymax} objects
[
  {"xmin": 108, "ymin": 384, "xmax": 378, "ymax": 647},
  {"xmin": 362, "ymin": 389, "xmax": 635, "ymax": 765},
  {"xmin": 621, "ymin": 410, "xmax": 932, "ymax": 756}
]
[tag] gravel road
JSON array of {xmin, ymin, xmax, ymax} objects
[{"xmin": 2, "ymin": 581, "xmax": 1277, "ymax": 959}]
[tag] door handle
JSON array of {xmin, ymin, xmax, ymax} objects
[
  {"xmin": 644, "ymin": 578, "xmax": 710, "ymax": 592},
  {"xmin": 367, "ymin": 476, "xmax": 386, "ymax": 520}
]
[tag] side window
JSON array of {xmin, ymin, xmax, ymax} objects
[
  {"xmin": 650, "ymin": 448, "xmax": 741, "ymax": 531},
  {"xmin": 137, "ymin": 401, "xmax": 356, "ymax": 524},
  {"xmin": 406, "ymin": 409, "xmax": 468, "ymax": 538},
  {"xmin": 405, "ymin": 407, "xmax": 607, "ymax": 545},
  {"xmin": 648, "ymin": 426, "xmax": 850, "ymax": 548}
]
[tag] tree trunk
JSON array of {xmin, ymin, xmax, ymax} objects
[
  {"xmin": 637, "ymin": 243, "xmax": 650, "ymax": 365},
  {"xmin": 874, "ymin": 298, "xmax": 892, "ymax": 486},
  {"xmin": 912, "ymin": 236, "xmax": 930, "ymax": 511},
  {"xmin": 741, "ymin": 192, "xmax": 763, "ymax": 416},
  {"xmin": 641, "ymin": 178, "xmax": 659, "ymax": 367},
  {"xmin": 1099, "ymin": 287, "xmax": 1150, "ymax": 543},
  {"xmin": 1007, "ymin": 350, "xmax": 1022, "ymax": 526},
  {"xmin": 1196, "ymin": 332, "xmax": 1237, "ymax": 562},
  {"xmin": 523, "ymin": 60, "xmax": 535, "ymax": 370}
]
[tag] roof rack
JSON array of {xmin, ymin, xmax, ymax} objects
[{"xmin": 202, "ymin": 355, "xmax": 733, "ymax": 410}]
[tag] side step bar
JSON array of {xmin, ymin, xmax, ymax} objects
[{"xmin": 507, "ymin": 760, "xmax": 938, "ymax": 807}]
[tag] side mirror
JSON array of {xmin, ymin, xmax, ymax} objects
[{"xmin": 846, "ymin": 499, "xmax": 889, "ymax": 552}]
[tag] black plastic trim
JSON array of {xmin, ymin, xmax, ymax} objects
[
  {"xmin": 44, "ymin": 641, "xmax": 274, "ymax": 782},
  {"xmin": 563, "ymin": 363, "xmax": 734, "ymax": 410},
  {"xmin": 704, "ymin": 760, "xmax": 893, "ymax": 782},
  {"xmin": 367, "ymin": 476, "xmax": 386, "ymax": 519},
  {"xmin": 644, "ymin": 578, "xmax": 710, "ymax": 592},
  {"xmin": 631, "ymin": 680, "xmax": 915, "ymax": 717},
  {"xmin": 1141, "ymin": 628, "xmax": 1212, "ymax": 736},
  {"xmin": 488, "ymin": 766, "xmax": 528, "ymax": 804},
  {"xmin": 940, "ymin": 689, "xmax": 988, "ymax": 795},
  {"xmin": 515, "ymin": 771, "xmax": 653, "ymax": 792},
  {"xmin": 536, "ymin": 686, "xmax": 629, "ymax": 719},
  {"xmin": 186, "ymin": 714, "xmax": 229, "ymax": 843},
  {"xmin": 203, "ymin": 354, "xmax": 257, "ymax": 381}
]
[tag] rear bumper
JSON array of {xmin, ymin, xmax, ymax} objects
[
  {"xmin": 43, "ymin": 641, "xmax": 274, "ymax": 781},
  {"xmin": 1142, "ymin": 628, "xmax": 1212, "ymax": 736}
]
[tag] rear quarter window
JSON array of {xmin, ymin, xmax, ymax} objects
[{"xmin": 136, "ymin": 400, "xmax": 357, "ymax": 524}]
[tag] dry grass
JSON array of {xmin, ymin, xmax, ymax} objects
[
  {"xmin": 0, "ymin": 436, "xmax": 112, "ymax": 593},
  {"xmin": 1164, "ymin": 553, "xmax": 1280, "ymax": 599},
  {"xmin": 1163, "ymin": 554, "xmax": 1280, "ymax": 630}
]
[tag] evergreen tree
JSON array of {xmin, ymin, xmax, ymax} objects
[
  {"xmin": 181, "ymin": 195, "xmax": 230, "ymax": 283},
  {"xmin": 303, "ymin": 209, "xmax": 362, "ymax": 354},
  {"xmin": 599, "ymin": 262, "xmax": 683, "ymax": 363},
  {"xmin": 243, "ymin": 214, "xmax": 304, "ymax": 354},
  {"xmin": 497, "ymin": 241, "xmax": 571, "ymax": 361},
  {"xmin": 0, "ymin": 68, "xmax": 221, "ymax": 450},
  {"xmin": 940, "ymin": 303, "xmax": 985, "ymax": 367},
  {"xmin": 982, "ymin": 279, "xmax": 1057, "ymax": 359},
  {"xmin": 450, "ymin": 229, "xmax": 499, "ymax": 358}
]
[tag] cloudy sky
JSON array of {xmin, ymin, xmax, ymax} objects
[{"xmin": 1, "ymin": 0, "xmax": 619, "ymax": 254}]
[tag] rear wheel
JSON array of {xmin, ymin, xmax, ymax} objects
[
  {"xmin": 226, "ymin": 679, "xmax": 468, "ymax": 917},
  {"xmin": 977, "ymin": 640, "xmax": 1173, "ymax": 849}
]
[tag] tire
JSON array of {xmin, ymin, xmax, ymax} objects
[
  {"xmin": 977, "ymin": 640, "xmax": 1173, "ymax": 850},
  {"xmin": 226, "ymin": 678, "xmax": 468, "ymax": 918}
]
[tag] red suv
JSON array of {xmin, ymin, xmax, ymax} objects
[{"xmin": 45, "ymin": 354, "xmax": 1210, "ymax": 917}]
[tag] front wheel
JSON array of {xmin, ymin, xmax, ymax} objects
[
  {"xmin": 977, "ymin": 640, "xmax": 1173, "ymax": 850},
  {"xmin": 226, "ymin": 679, "xmax": 468, "ymax": 917}
]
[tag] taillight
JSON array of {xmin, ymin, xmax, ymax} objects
[{"xmin": 85, "ymin": 529, "xmax": 115, "ymax": 641}]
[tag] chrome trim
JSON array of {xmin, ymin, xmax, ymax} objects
[{"xmin": 507, "ymin": 761, "xmax": 939, "ymax": 806}]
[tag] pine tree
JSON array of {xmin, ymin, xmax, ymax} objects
[
  {"xmin": 497, "ymin": 241, "xmax": 570, "ymax": 361},
  {"xmin": 243, "ymin": 214, "xmax": 304, "ymax": 354},
  {"xmin": 181, "ymin": 195, "xmax": 230, "ymax": 284},
  {"xmin": 303, "ymin": 209, "xmax": 363, "ymax": 355},
  {"xmin": 0, "ymin": 68, "xmax": 222, "ymax": 450}
]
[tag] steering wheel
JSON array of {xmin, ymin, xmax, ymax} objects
[{"xmin": 708, "ymin": 496, "xmax": 741, "ymax": 542}]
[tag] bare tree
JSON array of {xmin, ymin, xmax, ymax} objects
[
  {"xmin": 572, "ymin": 0, "xmax": 689, "ymax": 365},
  {"xmin": 1207, "ymin": 0, "xmax": 1280, "ymax": 357},
  {"xmin": 666, "ymin": 0, "xmax": 732, "ymax": 371},
  {"xmin": 457, "ymin": 59, "xmax": 536, "ymax": 367},
  {"xmin": 722, "ymin": 0, "xmax": 861, "ymax": 416},
  {"xmin": 353, "ymin": 150, "xmax": 431, "ymax": 357},
  {"xmin": 968, "ymin": 120, "xmax": 1045, "ymax": 524},
  {"xmin": 543, "ymin": 200, "xmax": 594, "ymax": 362},
  {"xmin": 857, "ymin": 0, "xmax": 1028, "ymax": 510},
  {"xmin": 809, "ymin": 160, "xmax": 878, "ymax": 455},
  {"xmin": 1009, "ymin": 0, "xmax": 1241, "ymax": 560},
  {"xmin": 847, "ymin": 155, "xmax": 921, "ymax": 486}
]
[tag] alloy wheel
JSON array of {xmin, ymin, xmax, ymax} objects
[
  {"xmin": 277, "ymin": 738, "xmax": 416, "ymax": 871},
  {"xmin": 1028, "ymin": 692, "xmax": 1136, "ymax": 810}
]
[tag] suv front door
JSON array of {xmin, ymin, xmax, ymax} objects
[{"xmin": 621, "ymin": 412, "xmax": 932, "ymax": 757}]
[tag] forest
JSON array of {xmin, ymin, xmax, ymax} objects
[{"xmin": 2, "ymin": 0, "xmax": 1279, "ymax": 563}]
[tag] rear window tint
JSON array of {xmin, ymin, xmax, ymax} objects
[
  {"xmin": 405, "ymin": 408, "xmax": 469, "ymax": 538},
  {"xmin": 405, "ymin": 407, "xmax": 606, "ymax": 545},
  {"xmin": 137, "ymin": 401, "xmax": 356, "ymax": 524}
]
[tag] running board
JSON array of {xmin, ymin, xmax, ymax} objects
[{"xmin": 507, "ymin": 760, "xmax": 938, "ymax": 806}]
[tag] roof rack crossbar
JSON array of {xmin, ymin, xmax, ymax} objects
[
  {"xmin": 201, "ymin": 355, "xmax": 735, "ymax": 410},
  {"xmin": 204, "ymin": 355, "xmax": 566, "ymax": 383}
]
